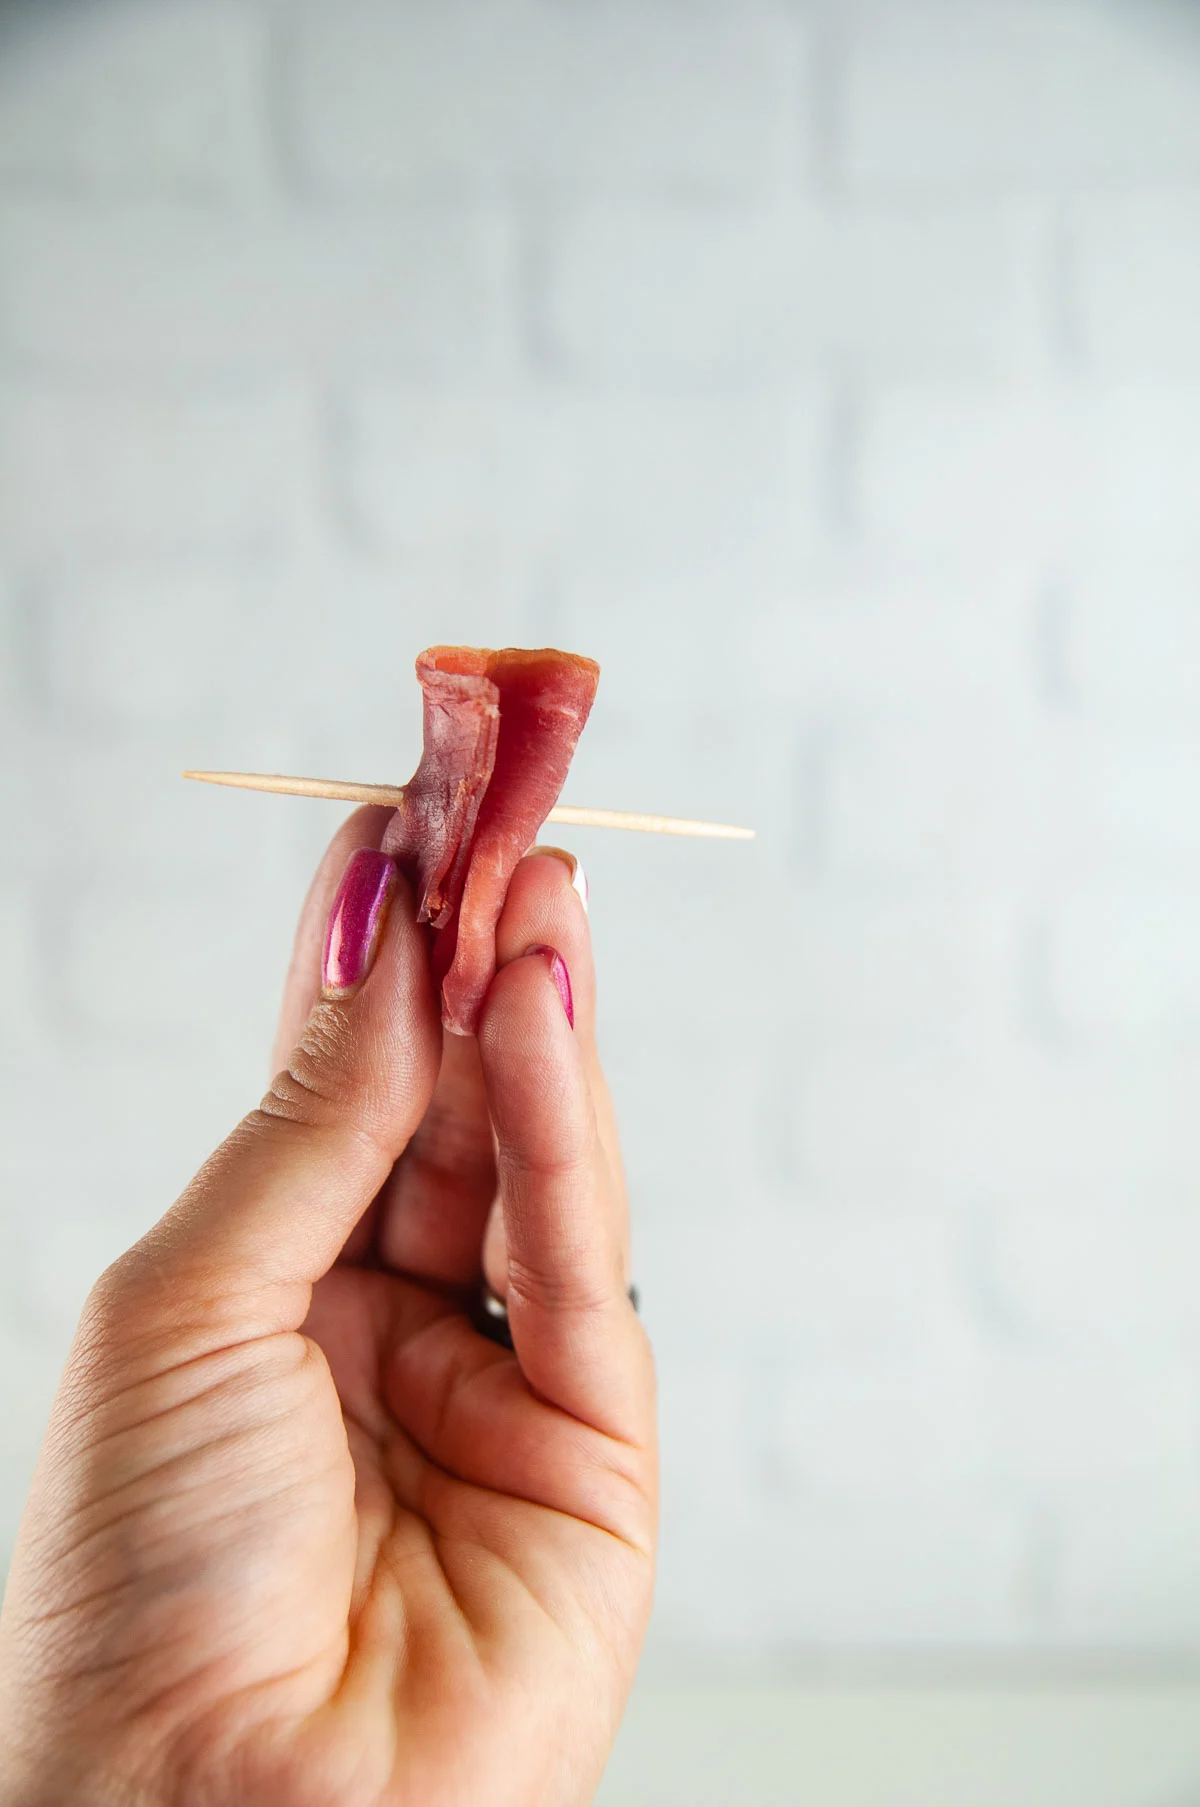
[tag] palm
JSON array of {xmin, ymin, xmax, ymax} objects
[
  {"xmin": 175, "ymin": 1258, "xmax": 636, "ymax": 1807},
  {"xmin": 195, "ymin": 1031, "xmax": 649, "ymax": 1806},
  {"xmin": 280, "ymin": 1264, "xmax": 640, "ymax": 1800}
]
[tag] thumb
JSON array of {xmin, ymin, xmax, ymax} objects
[{"xmin": 105, "ymin": 849, "xmax": 441, "ymax": 1336}]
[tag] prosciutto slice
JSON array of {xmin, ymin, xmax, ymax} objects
[
  {"xmin": 380, "ymin": 648, "xmax": 499, "ymax": 929},
  {"xmin": 382, "ymin": 645, "xmax": 599, "ymax": 1035}
]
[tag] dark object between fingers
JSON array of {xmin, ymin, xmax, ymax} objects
[{"xmin": 472, "ymin": 1282, "xmax": 640, "ymax": 1350}]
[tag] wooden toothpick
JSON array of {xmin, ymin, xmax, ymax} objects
[
  {"xmin": 182, "ymin": 770, "xmax": 755, "ymax": 841},
  {"xmin": 185, "ymin": 770, "xmax": 408, "ymax": 807}
]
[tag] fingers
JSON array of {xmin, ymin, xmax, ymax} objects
[
  {"xmin": 373, "ymin": 1030, "xmax": 498, "ymax": 1287},
  {"xmin": 477, "ymin": 879, "xmax": 650, "ymax": 1442},
  {"xmin": 495, "ymin": 849, "xmax": 596, "ymax": 1039},
  {"xmin": 106, "ymin": 853, "xmax": 442, "ymax": 1339},
  {"xmin": 484, "ymin": 850, "xmax": 629, "ymax": 1295},
  {"xmin": 271, "ymin": 805, "xmax": 394, "ymax": 1076},
  {"xmin": 379, "ymin": 1293, "xmax": 654, "ymax": 1550},
  {"xmin": 374, "ymin": 847, "xmax": 622, "ymax": 1293}
]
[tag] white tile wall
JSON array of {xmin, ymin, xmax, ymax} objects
[{"xmin": 2, "ymin": 0, "xmax": 1200, "ymax": 1663}]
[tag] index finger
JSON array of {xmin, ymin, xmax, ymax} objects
[{"xmin": 477, "ymin": 944, "xmax": 651, "ymax": 1444}]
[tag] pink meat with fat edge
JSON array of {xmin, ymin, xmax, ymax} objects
[
  {"xmin": 383, "ymin": 646, "xmax": 600, "ymax": 1035},
  {"xmin": 381, "ymin": 648, "xmax": 499, "ymax": 928}
]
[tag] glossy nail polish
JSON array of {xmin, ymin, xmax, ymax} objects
[
  {"xmin": 321, "ymin": 849, "xmax": 396, "ymax": 998},
  {"xmin": 528, "ymin": 844, "xmax": 588, "ymax": 914},
  {"xmin": 524, "ymin": 944, "xmax": 574, "ymax": 1029}
]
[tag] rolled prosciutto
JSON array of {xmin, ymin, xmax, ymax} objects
[{"xmin": 382, "ymin": 645, "xmax": 599, "ymax": 1034}]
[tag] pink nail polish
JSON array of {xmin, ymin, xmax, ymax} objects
[
  {"xmin": 321, "ymin": 849, "xmax": 396, "ymax": 998},
  {"xmin": 525, "ymin": 944, "xmax": 574, "ymax": 1029}
]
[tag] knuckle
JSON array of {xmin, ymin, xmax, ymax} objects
[
  {"xmin": 259, "ymin": 1004, "xmax": 358, "ymax": 1131},
  {"xmin": 506, "ymin": 1247, "xmax": 615, "ymax": 1317}
]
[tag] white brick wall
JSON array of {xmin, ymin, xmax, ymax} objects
[
  {"xmin": 343, "ymin": 388, "xmax": 828, "ymax": 580},
  {"xmin": 0, "ymin": 1, "xmax": 272, "ymax": 196},
  {"xmin": 3, "ymin": 0, "xmax": 1200, "ymax": 1668},
  {"xmin": 1067, "ymin": 555, "xmax": 1200, "ymax": 719},
  {"xmin": 0, "ymin": 383, "xmax": 323, "ymax": 562},
  {"xmin": 842, "ymin": 2, "xmax": 1200, "ymax": 189},
  {"xmin": 1076, "ymin": 191, "xmax": 1200, "ymax": 374},
  {"xmin": 543, "ymin": 201, "xmax": 1053, "ymax": 384},
  {"xmin": 0, "ymin": 204, "xmax": 517, "ymax": 378},
  {"xmin": 1045, "ymin": 890, "xmax": 1200, "ymax": 1049},
  {"xmin": 285, "ymin": 0, "xmax": 811, "ymax": 202},
  {"xmin": 983, "ymin": 1197, "xmax": 1200, "ymax": 1351}
]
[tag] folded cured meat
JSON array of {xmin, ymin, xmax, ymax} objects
[
  {"xmin": 381, "ymin": 648, "xmax": 500, "ymax": 932},
  {"xmin": 382, "ymin": 645, "xmax": 599, "ymax": 1035},
  {"xmin": 438, "ymin": 647, "xmax": 600, "ymax": 1032}
]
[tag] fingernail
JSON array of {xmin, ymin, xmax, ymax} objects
[
  {"xmin": 528, "ymin": 844, "xmax": 589, "ymax": 915},
  {"xmin": 524, "ymin": 944, "xmax": 574, "ymax": 1029},
  {"xmin": 321, "ymin": 849, "xmax": 396, "ymax": 999}
]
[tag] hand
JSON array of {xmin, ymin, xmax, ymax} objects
[{"xmin": 0, "ymin": 809, "xmax": 656, "ymax": 1807}]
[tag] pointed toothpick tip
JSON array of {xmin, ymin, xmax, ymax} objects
[
  {"xmin": 183, "ymin": 769, "xmax": 409, "ymax": 806},
  {"xmin": 183, "ymin": 769, "xmax": 755, "ymax": 841}
]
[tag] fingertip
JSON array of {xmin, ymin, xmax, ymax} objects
[
  {"xmin": 479, "ymin": 941, "xmax": 568, "ymax": 1064},
  {"xmin": 319, "ymin": 848, "xmax": 398, "ymax": 1001},
  {"xmin": 357, "ymin": 862, "xmax": 442, "ymax": 1057},
  {"xmin": 504, "ymin": 849, "xmax": 585, "ymax": 919},
  {"xmin": 288, "ymin": 855, "xmax": 443, "ymax": 1143},
  {"xmin": 495, "ymin": 849, "xmax": 595, "ymax": 1032},
  {"xmin": 272, "ymin": 804, "xmax": 397, "ymax": 1072},
  {"xmin": 523, "ymin": 945, "xmax": 574, "ymax": 1029},
  {"xmin": 478, "ymin": 948, "xmax": 587, "ymax": 1151},
  {"xmin": 527, "ymin": 844, "xmax": 589, "ymax": 914}
]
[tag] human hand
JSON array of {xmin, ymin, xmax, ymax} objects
[{"xmin": 0, "ymin": 809, "xmax": 656, "ymax": 1807}]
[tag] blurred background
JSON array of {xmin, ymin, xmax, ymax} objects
[{"xmin": 3, "ymin": 1, "xmax": 1200, "ymax": 1800}]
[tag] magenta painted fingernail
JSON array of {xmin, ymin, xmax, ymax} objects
[
  {"xmin": 525, "ymin": 944, "xmax": 574, "ymax": 1029},
  {"xmin": 321, "ymin": 849, "xmax": 396, "ymax": 998}
]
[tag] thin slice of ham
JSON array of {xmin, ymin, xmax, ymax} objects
[
  {"xmin": 438, "ymin": 647, "xmax": 599, "ymax": 1033},
  {"xmin": 380, "ymin": 648, "xmax": 499, "ymax": 929},
  {"xmin": 383, "ymin": 645, "xmax": 599, "ymax": 1035}
]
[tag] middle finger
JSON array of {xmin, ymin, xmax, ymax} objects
[
  {"xmin": 483, "ymin": 847, "xmax": 630, "ymax": 1295},
  {"xmin": 374, "ymin": 849, "xmax": 628, "ymax": 1294}
]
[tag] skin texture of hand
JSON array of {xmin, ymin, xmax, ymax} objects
[{"xmin": 0, "ymin": 809, "xmax": 656, "ymax": 1807}]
